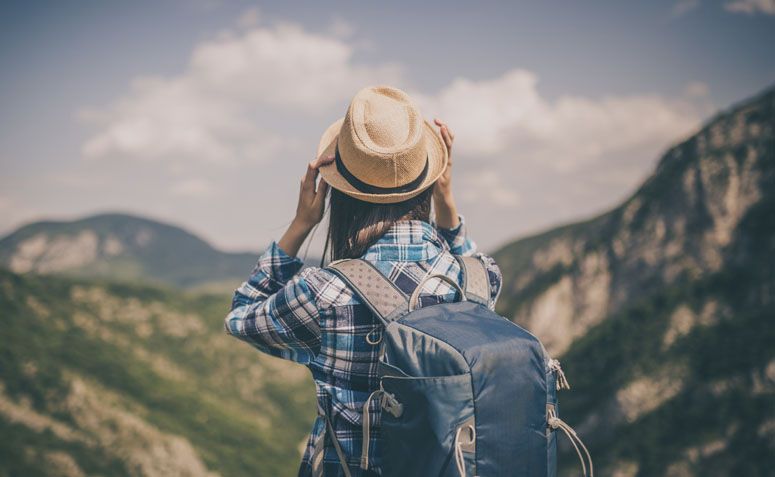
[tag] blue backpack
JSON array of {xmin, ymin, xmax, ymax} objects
[{"xmin": 323, "ymin": 256, "xmax": 592, "ymax": 477}]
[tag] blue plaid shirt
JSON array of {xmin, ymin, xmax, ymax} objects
[{"xmin": 225, "ymin": 217, "xmax": 502, "ymax": 476}]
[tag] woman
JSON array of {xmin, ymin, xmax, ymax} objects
[{"xmin": 225, "ymin": 86, "xmax": 501, "ymax": 476}]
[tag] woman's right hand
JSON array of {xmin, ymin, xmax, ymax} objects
[
  {"xmin": 293, "ymin": 155, "xmax": 333, "ymax": 230},
  {"xmin": 279, "ymin": 154, "xmax": 334, "ymax": 257}
]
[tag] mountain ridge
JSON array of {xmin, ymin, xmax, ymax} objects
[
  {"xmin": 493, "ymin": 84, "xmax": 774, "ymax": 475},
  {"xmin": 0, "ymin": 211, "xmax": 260, "ymax": 290},
  {"xmin": 494, "ymin": 84, "xmax": 773, "ymax": 355}
]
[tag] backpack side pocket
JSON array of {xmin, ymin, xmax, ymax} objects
[{"xmin": 380, "ymin": 372, "xmax": 475, "ymax": 477}]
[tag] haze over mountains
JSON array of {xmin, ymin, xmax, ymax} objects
[
  {"xmin": 1, "ymin": 85, "xmax": 773, "ymax": 476},
  {"xmin": 0, "ymin": 213, "xmax": 258, "ymax": 291},
  {"xmin": 0, "ymin": 212, "xmax": 327, "ymax": 292}
]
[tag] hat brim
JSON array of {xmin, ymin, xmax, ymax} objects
[{"xmin": 316, "ymin": 117, "xmax": 448, "ymax": 204}]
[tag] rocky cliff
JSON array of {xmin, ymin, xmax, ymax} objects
[{"xmin": 494, "ymin": 86, "xmax": 774, "ymax": 475}]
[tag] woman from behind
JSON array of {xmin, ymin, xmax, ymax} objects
[{"xmin": 224, "ymin": 86, "xmax": 501, "ymax": 476}]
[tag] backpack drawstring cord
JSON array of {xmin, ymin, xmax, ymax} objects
[
  {"xmin": 361, "ymin": 388, "xmax": 403, "ymax": 470},
  {"xmin": 453, "ymin": 424, "xmax": 476, "ymax": 477},
  {"xmin": 548, "ymin": 406, "xmax": 593, "ymax": 476},
  {"xmin": 360, "ymin": 389, "xmax": 382, "ymax": 470},
  {"xmin": 454, "ymin": 426, "xmax": 466, "ymax": 476}
]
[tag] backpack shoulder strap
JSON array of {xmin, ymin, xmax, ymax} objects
[
  {"xmin": 327, "ymin": 259, "xmax": 409, "ymax": 324},
  {"xmin": 454, "ymin": 255, "xmax": 491, "ymax": 306}
]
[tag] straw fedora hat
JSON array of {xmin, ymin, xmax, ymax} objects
[{"xmin": 317, "ymin": 85, "xmax": 448, "ymax": 204}]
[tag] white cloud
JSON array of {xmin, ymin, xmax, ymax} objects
[
  {"xmin": 671, "ymin": 0, "xmax": 700, "ymax": 18},
  {"xmin": 170, "ymin": 178, "xmax": 217, "ymax": 198},
  {"xmin": 725, "ymin": 0, "xmax": 775, "ymax": 14},
  {"xmin": 80, "ymin": 21, "xmax": 401, "ymax": 164},
  {"xmin": 415, "ymin": 69, "xmax": 701, "ymax": 173},
  {"xmin": 81, "ymin": 75, "xmax": 283, "ymax": 164},
  {"xmin": 75, "ymin": 17, "xmax": 707, "ymax": 251}
]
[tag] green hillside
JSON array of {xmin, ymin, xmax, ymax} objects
[
  {"xmin": 494, "ymin": 86, "xmax": 775, "ymax": 475},
  {"xmin": 0, "ymin": 270, "xmax": 316, "ymax": 476}
]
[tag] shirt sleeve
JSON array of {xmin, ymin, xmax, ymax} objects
[
  {"xmin": 436, "ymin": 215, "xmax": 502, "ymax": 309},
  {"xmin": 224, "ymin": 241, "xmax": 322, "ymax": 364},
  {"xmin": 435, "ymin": 215, "xmax": 478, "ymax": 256}
]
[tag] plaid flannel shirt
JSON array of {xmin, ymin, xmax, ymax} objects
[{"xmin": 225, "ymin": 217, "xmax": 502, "ymax": 476}]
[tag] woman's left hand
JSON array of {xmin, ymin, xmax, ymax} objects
[
  {"xmin": 432, "ymin": 118, "xmax": 459, "ymax": 229},
  {"xmin": 433, "ymin": 118, "xmax": 455, "ymax": 202}
]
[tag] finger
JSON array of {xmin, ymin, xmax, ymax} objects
[
  {"xmin": 312, "ymin": 180, "xmax": 328, "ymax": 214},
  {"xmin": 435, "ymin": 120, "xmax": 452, "ymax": 144},
  {"xmin": 441, "ymin": 126, "xmax": 453, "ymax": 149},
  {"xmin": 442, "ymin": 124, "xmax": 454, "ymax": 139},
  {"xmin": 311, "ymin": 153, "xmax": 335, "ymax": 169},
  {"xmin": 315, "ymin": 179, "xmax": 329, "ymax": 203},
  {"xmin": 302, "ymin": 162, "xmax": 318, "ymax": 191}
]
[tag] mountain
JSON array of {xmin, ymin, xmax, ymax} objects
[
  {"xmin": 0, "ymin": 213, "xmax": 259, "ymax": 290},
  {"xmin": 494, "ymin": 86, "xmax": 775, "ymax": 475},
  {"xmin": 0, "ymin": 269, "xmax": 316, "ymax": 476},
  {"xmin": 2, "ymin": 86, "xmax": 772, "ymax": 476}
]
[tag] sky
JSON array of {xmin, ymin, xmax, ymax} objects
[{"xmin": 1, "ymin": 0, "xmax": 774, "ymax": 254}]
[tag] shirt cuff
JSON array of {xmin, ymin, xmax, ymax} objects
[
  {"xmin": 247, "ymin": 241, "xmax": 304, "ymax": 291},
  {"xmin": 436, "ymin": 214, "xmax": 467, "ymax": 244}
]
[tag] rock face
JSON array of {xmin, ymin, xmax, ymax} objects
[
  {"xmin": 0, "ymin": 213, "xmax": 259, "ymax": 290},
  {"xmin": 494, "ymin": 86, "xmax": 774, "ymax": 475}
]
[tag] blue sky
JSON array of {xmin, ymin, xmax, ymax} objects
[{"xmin": 1, "ymin": 0, "xmax": 774, "ymax": 252}]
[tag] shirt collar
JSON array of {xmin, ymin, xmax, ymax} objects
[{"xmin": 362, "ymin": 220, "xmax": 448, "ymax": 262}]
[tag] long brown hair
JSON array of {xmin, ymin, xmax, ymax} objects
[{"xmin": 324, "ymin": 187, "xmax": 433, "ymax": 262}]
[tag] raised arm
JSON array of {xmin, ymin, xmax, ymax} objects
[
  {"xmin": 431, "ymin": 119, "xmax": 501, "ymax": 306},
  {"xmin": 224, "ymin": 154, "xmax": 334, "ymax": 364},
  {"xmin": 432, "ymin": 118, "xmax": 476, "ymax": 256},
  {"xmin": 225, "ymin": 243, "xmax": 321, "ymax": 363}
]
